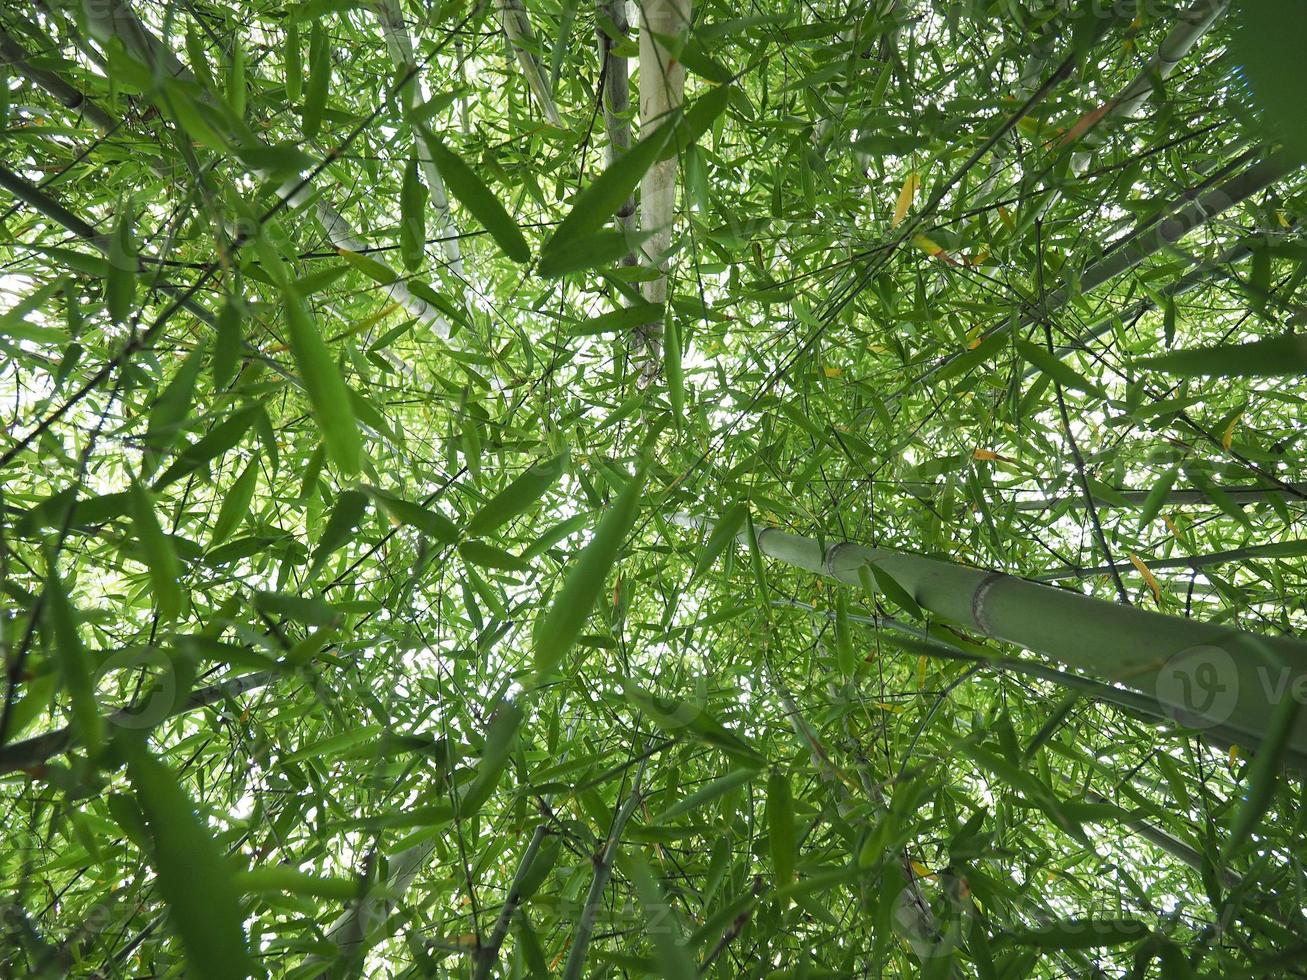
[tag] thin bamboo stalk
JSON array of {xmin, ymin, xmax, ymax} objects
[
  {"xmin": 909, "ymin": 150, "xmax": 1297, "ymax": 397},
  {"xmin": 1009, "ymin": 484, "xmax": 1307, "ymax": 511},
  {"xmin": 497, "ymin": 0, "xmax": 563, "ymax": 127},
  {"xmin": 674, "ymin": 515, "xmax": 1307, "ymax": 759},
  {"xmin": 0, "ymin": 25, "xmax": 116, "ymax": 130},
  {"xmin": 1041, "ymin": 540, "xmax": 1307, "ymax": 582},
  {"xmin": 634, "ymin": 0, "xmax": 690, "ymax": 385},
  {"xmin": 559, "ymin": 756, "xmax": 648, "ymax": 980}
]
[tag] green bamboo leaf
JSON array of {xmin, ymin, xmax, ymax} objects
[
  {"xmin": 310, "ymin": 488, "xmax": 369, "ymax": 578},
  {"xmin": 212, "ymin": 296, "xmax": 243, "ymax": 390},
  {"xmin": 653, "ymin": 767, "xmax": 756, "ymax": 823},
  {"xmin": 623, "ymin": 851, "xmax": 696, "ymax": 980},
  {"xmin": 45, "ymin": 565, "xmax": 104, "ymax": 759},
  {"xmin": 767, "ymin": 769, "xmax": 796, "ymax": 887},
  {"xmin": 1224, "ymin": 689, "xmax": 1301, "ymax": 858},
  {"xmin": 107, "ymin": 204, "xmax": 136, "ymax": 324},
  {"xmin": 458, "ymin": 701, "xmax": 523, "ymax": 817},
  {"xmin": 534, "ymin": 454, "xmax": 650, "ymax": 676},
  {"xmin": 235, "ymin": 867, "xmax": 360, "ymax": 901},
  {"xmin": 419, "ymin": 128, "xmax": 531, "ymax": 263},
  {"xmin": 146, "ymin": 341, "xmax": 208, "ymax": 458},
  {"xmin": 858, "ymin": 562, "xmax": 922, "ymax": 619},
  {"xmin": 537, "ymin": 227, "xmax": 651, "ymax": 278},
  {"xmin": 690, "ymin": 501, "xmax": 747, "ymax": 582},
  {"xmin": 209, "ymin": 459, "xmax": 259, "ymax": 549},
  {"xmin": 400, "ymin": 155, "xmax": 426, "ymax": 271},
  {"xmin": 303, "ymin": 20, "xmax": 329, "ymax": 138},
  {"xmin": 364, "ymin": 486, "xmax": 459, "ymax": 544},
  {"xmin": 569, "ymin": 302, "xmax": 664, "ymax": 336},
  {"xmin": 1138, "ymin": 465, "xmax": 1179, "ymax": 528},
  {"xmin": 119, "ymin": 735, "xmax": 255, "ymax": 980},
  {"xmin": 128, "ymin": 479, "xmax": 184, "ymax": 623},
  {"xmin": 282, "ymin": 285, "xmax": 363, "ymax": 475},
  {"xmin": 539, "ymin": 126, "xmax": 673, "ymax": 272},
  {"xmin": 465, "ymin": 452, "xmax": 567, "ymax": 538},
  {"xmin": 835, "ymin": 590, "xmax": 856, "ymax": 675},
  {"xmin": 284, "ymin": 18, "xmax": 302, "ymax": 103},
  {"xmin": 1135, "ymin": 334, "xmax": 1307, "ymax": 377},
  {"xmin": 665, "ymin": 314, "xmax": 684, "ymax": 427},
  {"xmin": 458, "ymin": 539, "xmax": 531, "ymax": 573},
  {"xmin": 1015, "ymin": 339, "xmax": 1106, "ymax": 399}
]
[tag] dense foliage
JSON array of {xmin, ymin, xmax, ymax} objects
[{"xmin": 1, "ymin": 0, "xmax": 1306, "ymax": 976}]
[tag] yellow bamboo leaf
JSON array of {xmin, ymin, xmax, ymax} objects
[
  {"xmin": 1229, "ymin": 744, "xmax": 1240, "ymax": 765},
  {"xmin": 823, "ymin": 365, "xmax": 843, "ymax": 378},
  {"xmin": 912, "ymin": 234, "xmax": 943, "ymax": 256},
  {"xmin": 910, "ymin": 860, "xmax": 935, "ymax": 880},
  {"xmin": 892, "ymin": 172, "xmax": 919, "ymax": 228},
  {"xmin": 973, "ymin": 448, "xmax": 999, "ymax": 461},
  {"xmin": 1222, "ymin": 411, "xmax": 1242, "ymax": 451},
  {"xmin": 1129, "ymin": 553, "xmax": 1162, "ymax": 605}
]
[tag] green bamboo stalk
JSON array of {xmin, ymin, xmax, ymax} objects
[
  {"xmin": 497, "ymin": 0, "xmax": 563, "ymax": 127},
  {"xmin": 677, "ymin": 515, "xmax": 1307, "ymax": 760}
]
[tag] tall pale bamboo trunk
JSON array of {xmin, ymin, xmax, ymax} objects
[
  {"xmin": 370, "ymin": 0, "xmax": 467, "ymax": 287},
  {"xmin": 635, "ymin": 0, "xmax": 690, "ymax": 385},
  {"xmin": 675, "ymin": 516, "xmax": 1307, "ymax": 760}
]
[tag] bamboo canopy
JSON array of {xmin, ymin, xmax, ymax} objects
[{"xmin": 2, "ymin": 0, "xmax": 1306, "ymax": 976}]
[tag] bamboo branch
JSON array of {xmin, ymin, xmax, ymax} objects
[
  {"xmin": 0, "ymin": 24, "xmax": 116, "ymax": 130},
  {"xmin": 559, "ymin": 756, "xmax": 648, "ymax": 980},
  {"xmin": 0, "ymin": 671, "xmax": 275, "ymax": 775},
  {"xmin": 496, "ymin": 0, "xmax": 563, "ymax": 127},
  {"xmin": 673, "ymin": 514, "xmax": 1307, "ymax": 761},
  {"xmin": 633, "ymin": 0, "xmax": 690, "ymax": 385},
  {"xmin": 1010, "ymin": 484, "xmax": 1307, "ymax": 511},
  {"xmin": 908, "ymin": 149, "xmax": 1298, "ymax": 398}
]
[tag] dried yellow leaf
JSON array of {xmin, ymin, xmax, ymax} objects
[
  {"xmin": 892, "ymin": 172, "xmax": 919, "ymax": 228},
  {"xmin": 1129, "ymin": 553, "xmax": 1162, "ymax": 605},
  {"xmin": 823, "ymin": 365, "xmax": 843, "ymax": 378},
  {"xmin": 1222, "ymin": 411, "xmax": 1242, "ymax": 451}
]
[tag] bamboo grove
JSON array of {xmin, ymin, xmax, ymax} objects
[{"xmin": 1, "ymin": 0, "xmax": 1306, "ymax": 976}]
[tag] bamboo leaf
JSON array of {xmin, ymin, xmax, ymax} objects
[
  {"xmin": 1135, "ymin": 334, "xmax": 1307, "ymax": 377},
  {"xmin": 210, "ymin": 459, "xmax": 259, "ymax": 549},
  {"xmin": 128, "ymin": 479, "xmax": 184, "ymax": 623},
  {"xmin": 466, "ymin": 452, "xmax": 567, "ymax": 538},
  {"xmin": 282, "ymin": 285, "xmax": 363, "ymax": 475},
  {"xmin": 400, "ymin": 155, "xmax": 427, "ymax": 271},
  {"xmin": 1015, "ymin": 339, "xmax": 1106, "ymax": 398},
  {"xmin": 303, "ymin": 21, "xmax": 329, "ymax": 138},
  {"xmin": 534, "ymin": 454, "xmax": 650, "ymax": 676},
  {"xmin": 539, "ymin": 126, "xmax": 673, "ymax": 272},
  {"xmin": 45, "ymin": 565, "xmax": 103, "ymax": 759},
  {"xmin": 767, "ymin": 769, "xmax": 796, "ymax": 886},
  {"xmin": 419, "ymin": 129, "xmax": 531, "ymax": 263},
  {"xmin": 107, "ymin": 204, "xmax": 137, "ymax": 324},
  {"xmin": 120, "ymin": 735, "xmax": 255, "ymax": 980}
]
